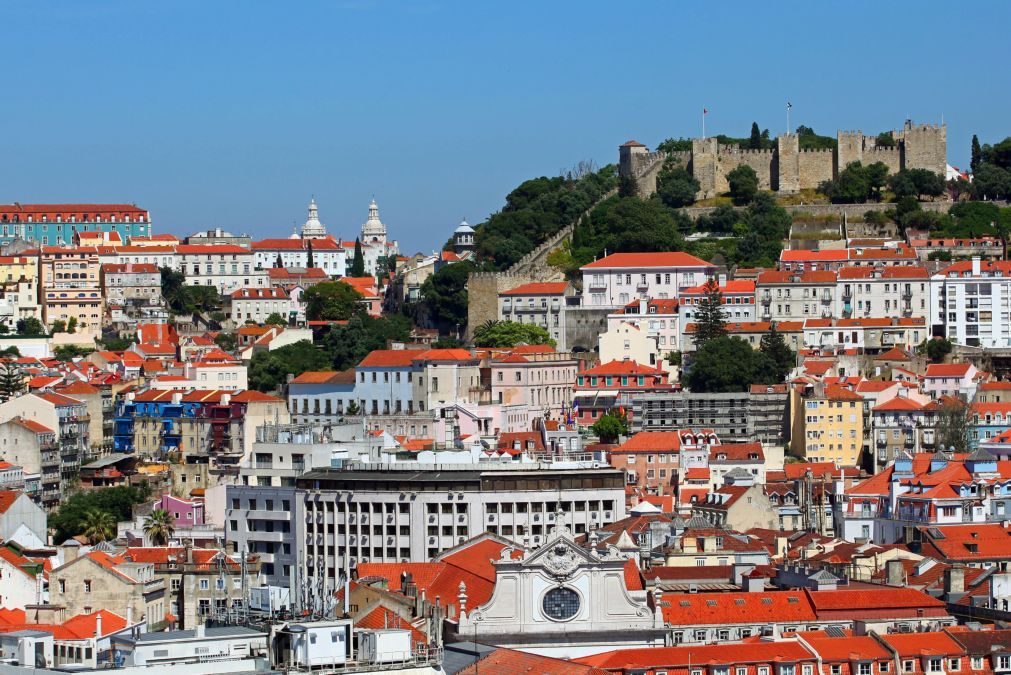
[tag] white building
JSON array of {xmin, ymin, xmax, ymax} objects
[
  {"xmin": 930, "ymin": 258, "xmax": 1011, "ymax": 348},
  {"xmin": 229, "ymin": 287, "xmax": 298, "ymax": 324},
  {"xmin": 838, "ymin": 265, "xmax": 930, "ymax": 319},
  {"xmin": 175, "ymin": 244, "xmax": 268, "ymax": 294},
  {"xmin": 498, "ymin": 281, "xmax": 572, "ymax": 350},
  {"xmin": 580, "ymin": 252, "xmax": 714, "ymax": 309},
  {"xmin": 756, "ymin": 270, "xmax": 837, "ymax": 322}
]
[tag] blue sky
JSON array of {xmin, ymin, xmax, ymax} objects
[{"xmin": 2, "ymin": 1, "xmax": 1009, "ymax": 253}]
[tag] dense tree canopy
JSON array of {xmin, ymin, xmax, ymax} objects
[
  {"xmin": 571, "ymin": 195, "xmax": 689, "ymax": 266},
  {"xmin": 160, "ymin": 267, "xmax": 221, "ymax": 315},
  {"xmin": 303, "ymin": 281, "xmax": 363, "ymax": 321},
  {"xmin": 683, "ymin": 336, "xmax": 779, "ymax": 393},
  {"xmin": 591, "ymin": 412, "xmax": 628, "ymax": 443},
  {"xmin": 248, "ymin": 340, "xmax": 331, "ymax": 392},
  {"xmin": 324, "ymin": 314, "xmax": 412, "ymax": 371},
  {"xmin": 726, "ymin": 165, "xmax": 759, "ymax": 205},
  {"xmin": 49, "ymin": 485, "xmax": 151, "ymax": 543},
  {"xmin": 656, "ymin": 165, "xmax": 699, "ymax": 209},
  {"xmin": 472, "ymin": 320, "xmax": 554, "ymax": 348},
  {"xmin": 419, "ymin": 261, "xmax": 476, "ymax": 331},
  {"xmin": 474, "ymin": 165, "xmax": 618, "ymax": 270}
]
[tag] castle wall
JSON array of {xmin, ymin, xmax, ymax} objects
[
  {"xmin": 716, "ymin": 147, "xmax": 776, "ymax": 192},
  {"xmin": 864, "ymin": 146, "xmax": 902, "ymax": 175},
  {"xmin": 798, "ymin": 149, "xmax": 835, "ymax": 189},
  {"xmin": 619, "ymin": 120, "xmax": 946, "ymax": 200},
  {"xmin": 467, "ymin": 271, "xmax": 541, "ymax": 339}
]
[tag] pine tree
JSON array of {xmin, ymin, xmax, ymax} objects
[
  {"xmin": 971, "ymin": 134, "xmax": 983, "ymax": 173},
  {"xmin": 351, "ymin": 238, "xmax": 366, "ymax": 277},
  {"xmin": 692, "ymin": 279, "xmax": 727, "ymax": 346},
  {"xmin": 306, "ymin": 239, "xmax": 314, "ymax": 269},
  {"xmin": 0, "ymin": 361, "xmax": 24, "ymax": 402},
  {"xmin": 274, "ymin": 253, "xmax": 283, "ymax": 269},
  {"xmin": 749, "ymin": 122, "xmax": 762, "ymax": 150},
  {"xmin": 759, "ymin": 322, "xmax": 796, "ymax": 381}
]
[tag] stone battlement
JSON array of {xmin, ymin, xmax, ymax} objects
[{"xmin": 622, "ymin": 120, "xmax": 947, "ymax": 199}]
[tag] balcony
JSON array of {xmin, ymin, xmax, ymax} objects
[
  {"xmin": 820, "ymin": 293, "xmax": 832, "ymax": 304},
  {"xmin": 761, "ymin": 292, "xmax": 772, "ymax": 305},
  {"xmin": 902, "ymin": 288, "xmax": 913, "ymax": 300},
  {"xmin": 842, "ymin": 288, "xmax": 852, "ymax": 300}
]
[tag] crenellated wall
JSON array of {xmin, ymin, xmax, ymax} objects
[{"xmin": 622, "ymin": 120, "xmax": 946, "ymax": 199}]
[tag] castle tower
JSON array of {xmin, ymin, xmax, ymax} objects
[
  {"xmin": 900, "ymin": 120, "xmax": 947, "ymax": 177},
  {"xmin": 776, "ymin": 133, "xmax": 800, "ymax": 193},
  {"xmin": 691, "ymin": 137, "xmax": 720, "ymax": 200},
  {"xmin": 453, "ymin": 219, "xmax": 475, "ymax": 254},
  {"xmin": 360, "ymin": 198, "xmax": 387, "ymax": 248},
  {"xmin": 300, "ymin": 197, "xmax": 327, "ymax": 239},
  {"xmin": 836, "ymin": 131, "xmax": 866, "ymax": 177}
]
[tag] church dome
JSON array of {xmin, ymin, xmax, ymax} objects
[
  {"xmin": 454, "ymin": 219, "xmax": 475, "ymax": 234},
  {"xmin": 301, "ymin": 197, "xmax": 327, "ymax": 238},
  {"xmin": 361, "ymin": 198, "xmax": 387, "ymax": 241}
]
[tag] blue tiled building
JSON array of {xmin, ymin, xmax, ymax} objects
[{"xmin": 0, "ymin": 203, "xmax": 151, "ymax": 246}]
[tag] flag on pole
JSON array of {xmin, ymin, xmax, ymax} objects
[
  {"xmin": 787, "ymin": 102, "xmax": 792, "ymax": 109},
  {"xmin": 703, "ymin": 108, "xmax": 709, "ymax": 115}
]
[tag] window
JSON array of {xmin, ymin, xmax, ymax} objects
[
  {"xmin": 83, "ymin": 580, "xmax": 92, "ymax": 593},
  {"xmin": 831, "ymin": 667, "xmax": 842, "ymax": 675},
  {"xmin": 970, "ymin": 658, "xmax": 983, "ymax": 671},
  {"xmin": 903, "ymin": 661, "xmax": 914, "ymax": 673},
  {"xmin": 948, "ymin": 660, "xmax": 960, "ymax": 672},
  {"xmin": 999, "ymin": 656, "xmax": 1010, "ymax": 670},
  {"xmin": 859, "ymin": 664, "xmax": 872, "ymax": 675},
  {"xmin": 58, "ymin": 580, "xmax": 65, "ymax": 593},
  {"xmin": 200, "ymin": 579, "xmax": 209, "ymax": 590},
  {"xmin": 928, "ymin": 659, "xmax": 942, "ymax": 673}
]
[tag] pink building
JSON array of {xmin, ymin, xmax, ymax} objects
[{"xmin": 156, "ymin": 494, "xmax": 205, "ymax": 528}]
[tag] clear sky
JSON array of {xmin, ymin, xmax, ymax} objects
[{"xmin": 3, "ymin": 1, "xmax": 1009, "ymax": 253}]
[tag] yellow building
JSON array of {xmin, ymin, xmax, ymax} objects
[
  {"xmin": 0, "ymin": 255, "xmax": 38, "ymax": 285},
  {"xmin": 791, "ymin": 383, "xmax": 865, "ymax": 467}
]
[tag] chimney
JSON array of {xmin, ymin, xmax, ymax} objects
[
  {"xmin": 886, "ymin": 559, "xmax": 904, "ymax": 586},
  {"xmin": 126, "ymin": 606, "xmax": 133, "ymax": 625},
  {"xmin": 945, "ymin": 564, "xmax": 966, "ymax": 598},
  {"xmin": 62, "ymin": 542, "xmax": 81, "ymax": 564},
  {"xmin": 972, "ymin": 256, "xmax": 982, "ymax": 276},
  {"xmin": 95, "ymin": 611, "xmax": 102, "ymax": 638},
  {"xmin": 195, "ymin": 623, "xmax": 205, "ymax": 638}
]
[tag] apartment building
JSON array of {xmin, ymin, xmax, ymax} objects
[
  {"xmin": 251, "ymin": 236, "xmax": 346, "ymax": 277},
  {"xmin": 837, "ymin": 265, "xmax": 929, "ymax": 319},
  {"xmin": 174, "ymin": 244, "xmax": 267, "ymax": 294},
  {"xmin": 580, "ymin": 252, "xmax": 714, "ymax": 308},
  {"xmin": 497, "ymin": 281, "xmax": 572, "ymax": 350},
  {"xmin": 100, "ymin": 263, "xmax": 162, "ymax": 307},
  {"xmin": 679, "ymin": 279, "xmax": 756, "ymax": 323},
  {"xmin": 38, "ymin": 246, "xmax": 104, "ymax": 334},
  {"xmin": 802, "ymin": 317, "xmax": 927, "ymax": 353},
  {"xmin": 756, "ymin": 270, "xmax": 837, "ymax": 322},
  {"xmin": 631, "ymin": 389, "xmax": 790, "ymax": 444},
  {"xmin": 791, "ymin": 384, "xmax": 865, "ymax": 467},
  {"xmin": 0, "ymin": 203, "xmax": 151, "ymax": 246},
  {"xmin": 229, "ymin": 287, "xmax": 297, "ymax": 324},
  {"xmin": 930, "ymin": 258, "xmax": 1011, "ymax": 348}
]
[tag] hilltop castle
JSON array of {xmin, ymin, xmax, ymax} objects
[{"xmin": 620, "ymin": 120, "xmax": 946, "ymax": 199}]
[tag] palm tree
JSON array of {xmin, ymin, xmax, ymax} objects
[
  {"xmin": 144, "ymin": 509, "xmax": 175, "ymax": 546},
  {"xmin": 80, "ymin": 508, "xmax": 116, "ymax": 544}
]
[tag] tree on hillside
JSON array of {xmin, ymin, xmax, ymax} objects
[
  {"xmin": 51, "ymin": 319, "xmax": 67, "ymax": 334},
  {"xmin": 971, "ymin": 135, "xmax": 983, "ymax": 173},
  {"xmin": 248, "ymin": 340, "xmax": 330, "ymax": 392},
  {"xmin": 275, "ymin": 253, "xmax": 283, "ymax": 269},
  {"xmin": 592, "ymin": 412, "xmax": 628, "ymax": 443},
  {"xmin": 760, "ymin": 322, "xmax": 796, "ymax": 381},
  {"xmin": 143, "ymin": 509, "xmax": 175, "ymax": 546},
  {"xmin": 0, "ymin": 361, "xmax": 25, "ymax": 402},
  {"xmin": 919, "ymin": 337, "xmax": 953, "ymax": 363},
  {"xmin": 971, "ymin": 164, "xmax": 1011, "ymax": 200},
  {"xmin": 350, "ymin": 238, "xmax": 366, "ymax": 277},
  {"xmin": 935, "ymin": 400, "xmax": 971, "ymax": 453},
  {"xmin": 265, "ymin": 312, "xmax": 287, "ymax": 326},
  {"xmin": 80, "ymin": 508, "xmax": 116, "ymax": 544},
  {"xmin": 727, "ymin": 165, "xmax": 759, "ymax": 205},
  {"xmin": 875, "ymin": 132, "xmax": 897, "ymax": 148},
  {"xmin": 472, "ymin": 320, "xmax": 554, "ymax": 348},
  {"xmin": 657, "ymin": 137, "xmax": 692, "ymax": 153},
  {"xmin": 657, "ymin": 166, "xmax": 699, "ymax": 209},
  {"xmin": 749, "ymin": 122, "xmax": 763, "ymax": 150},
  {"xmin": 324, "ymin": 314, "xmax": 411, "ymax": 371},
  {"xmin": 16, "ymin": 317, "xmax": 44, "ymax": 336},
  {"xmin": 303, "ymin": 281, "xmax": 363, "ymax": 321},
  {"xmin": 572, "ymin": 195, "xmax": 687, "ymax": 262},
  {"xmin": 49, "ymin": 485, "xmax": 151, "ymax": 543},
  {"xmin": 865, "ymin": 162, "xmax": 890, "ymax": 201},
  {"xmin": 419, "ymin": 261, "xmax": 475, "ymax": 331},
  {"xmin": 692, "ymin": 279, "xmax": 727, "ymax": 346},
  {"xmin": 684, "ymin": 336, "xmax": 778, "ymax": 393},
  {"xmin": 306, "ymin": 239, "xmax": 314, "ymax": 269},
  {"xmin": 214, "ymin": 332, "xmax": 237, "ymax": 353}
]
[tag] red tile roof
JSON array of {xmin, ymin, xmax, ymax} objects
[
  {"xmin": 925, "ymin": 363, "xmax": 973, "ymax": 377},
  {"xmin": 578, "ymin": 640, "xmax": 816, "ymax": 670},
  {"xmin": 581, "ymin": 252, "xmax": 713, "ymax": 269},
  {"xmin": 461, "ymin": 648, "xmax": 610, "ymax": 675},
  {"xmin": 657, "ymin": 590, "xmax": 817, "ymax": 625},
  {"xmin": 500, "ymin": 282, "xmax": 569, "ymax": 296}
]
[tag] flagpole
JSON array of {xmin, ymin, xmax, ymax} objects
[
  {"xmin": 702, "ymin": 107, "xmax": 706, "ymax": 140},
  {"xmin": 787, "ymin": 103, "xmax": 791, "ymax": 136}
]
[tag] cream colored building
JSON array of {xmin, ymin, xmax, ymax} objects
[
  {"xmin": 0, "ymin": 255, "xmax": 37, "ymax": 285},
  {"xmin": 791, "ymin": 383, "xmax": 866, "ymax": 466},
  {"xmin": 39, "ymin": 246, "xmax": 104, "ymax": 334},
  {"xmin": 489, "ymin": 351, "xmax": 578, "ymax": 418},
  {"xmin": 837, "ymin": 266, "xmax": 929, "ymax": 319},
  {"xmin": 598, "ymin": 321, "xmax": 661, "ymax": 370},
  {"xmin": 0, "ymin": 278, "xmax": 41, "ymax": 332}
]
